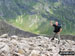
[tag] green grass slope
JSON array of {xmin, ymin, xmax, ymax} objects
[{"xmin": 0, "ymin": 0, "xmax": 75, "ymax": 35}]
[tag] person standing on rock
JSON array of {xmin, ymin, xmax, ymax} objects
[{"xmin": 50, "ymin": 21, "xmax": 62, "ymax": 43}]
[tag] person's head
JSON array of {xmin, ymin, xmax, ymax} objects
[{"xmin": 55, "ymin": 21, "xmax": 58, "ymax": 26}]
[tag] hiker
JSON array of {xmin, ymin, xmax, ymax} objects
[{"xmin": 50, "ymin": 21, "xmax": 62, "ymax": 43}]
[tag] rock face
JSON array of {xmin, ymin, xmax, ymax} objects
[
  {"xmin": 0, "ymin": 34, "xmax": 75, "ymax": 56},
  {"xmin": 0, "ymin": 20, "xmax": 38, "ymax": 37}
]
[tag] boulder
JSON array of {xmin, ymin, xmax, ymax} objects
[
  {"xmin": 0, "ymin": 42, "xmax": 10, "ymax": 56},
  {"xmin": 0, "ymin": 34, "xmax": 8, "ymax": 38},
  {"xmin": 11, "ymin": 35, "xmax": 19, "ymax": 40},
  {"xmin": 29, "ymin": 50, "xmax": 40, "ymax": 56}
]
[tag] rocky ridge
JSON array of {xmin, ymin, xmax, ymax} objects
[{"xmin": 0, "ymin": 34, "xmax": 75, "ymax": 56}]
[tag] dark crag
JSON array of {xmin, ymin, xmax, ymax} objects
[{"xmin": 0, "ymin": 20, "xmax": 38, "ymax": 37}]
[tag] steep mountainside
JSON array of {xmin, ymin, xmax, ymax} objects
[{"xmin": 0, "ymin": 0, "xmax": 75, "ymax": 35}]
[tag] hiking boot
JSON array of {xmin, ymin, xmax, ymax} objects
[{"xmin": 51, "ymin": 38, "xmax": 54, "ymax": 41}]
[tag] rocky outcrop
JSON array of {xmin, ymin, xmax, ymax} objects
[{"xmin": 0, "ymin": 34, "xmax": 75, "ymax": 56}]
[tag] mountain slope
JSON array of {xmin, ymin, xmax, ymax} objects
[{"xmin": 0, "ymin": 0, "xmax": 75, "ymax": 35}]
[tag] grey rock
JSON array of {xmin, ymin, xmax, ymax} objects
[
  {"xmin": 0, "ymin": 34, "xmax": 74, "ymax": 56},
  {"xmin": 0, "ymin": 34, "xmax": 8, "ymax": 38}
]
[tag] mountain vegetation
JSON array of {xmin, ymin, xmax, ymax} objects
[{"xmin": 0, "ymin": 0, "xmax": 75, "ymax": 35}]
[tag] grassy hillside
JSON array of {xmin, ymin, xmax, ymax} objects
[{"xmin": 0, "ymin": 0, "xmax": 75, "ymax": 35}]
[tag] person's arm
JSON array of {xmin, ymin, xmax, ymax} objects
[
  {"xmin": 60, "ymin": 28, "xmax": 62, "ymax": 32},
  {"xmin": 57, "ymin": 28, "xmax": 62, "ymax": 34}
]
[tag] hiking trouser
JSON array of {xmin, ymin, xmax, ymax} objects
[{"xmin": 53, "ymin": 33, "xmax": 60, "ymax": 42}]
